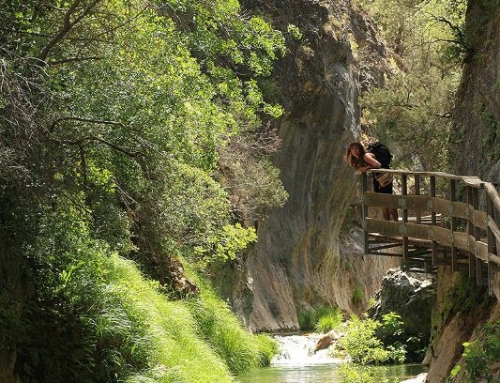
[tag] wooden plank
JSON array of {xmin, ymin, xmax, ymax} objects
[
  {"xmin": 432, "ymin": 197, "xmax": 452, "ymax": 217},
  {"xmin": 365, "ymin": 218, "xmax": 401, "ymax": 237},
  {"xmin": 469, "ymin": 251, "xmax": 476, "ymax": 279},
  {"xmin": 453, "ymin": 231, "xmax": 470, "ymax": 251},
  {"xmin": 452, "ymin": 201, "xmax": 468, "ymax": 220},
  {"xmin": 366, "ymin": 169, "xmax": 479, "ymax": 183},
  {"xmin": 432, "ymin": 226, "xmax": 453, "ymax": 248},
  {"xmin": 473, "ymin": 210, "xmax": 487, "ymax": 230},
  {"xmin": 364, "ymin": 192, "xmax": 399, "ymax": 209},
  {"xmin": 402, "ymin": 195, "xmax": 433, "ymax": 211},
  {"xmin": 415, "ymin": 175, "xmax": 421, "ymax": 224},
  {"xmin": 490, "ymin": 253, "xmax": 500, "ymax": 266},
  {"xmin": 362, "ymin": 173, "xmax": 370, "ymax": 255}
]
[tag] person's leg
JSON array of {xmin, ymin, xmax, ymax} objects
[{"xmin": 381, "ymin": 207, "xmax": 390, "ymax": 220}]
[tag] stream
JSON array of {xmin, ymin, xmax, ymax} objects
[{"xmin": 239, "ymin": 334, "xmax": 427, "ymax": 383}]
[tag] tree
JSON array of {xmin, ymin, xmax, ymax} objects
[
  {"xmin": 358, "ymin": 0, "xmax": 466, "ymax": 171},
  {"xmin": 0, "ymin": 0, "xmax": 286, "ymax": 381}
]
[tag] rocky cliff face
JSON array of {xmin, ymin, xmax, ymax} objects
[
  {"xmin": 223, "ymin": 0, "xmax": 399, "ymax": 332},
  {"xmin": 425, "ymin": 2, "xmax": 500, "ymax": 381},
  {"xmin": 451, "ymin": 2, "xmax": 500, "ymax": 185}
]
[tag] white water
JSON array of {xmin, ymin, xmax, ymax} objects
[
  {"xmin": 239, "ymin": 334, "xmax": 428, "ymax": 383},
  {"xmin": 271, "ymin": 334, "xmax": 345, "ymax": 366}
]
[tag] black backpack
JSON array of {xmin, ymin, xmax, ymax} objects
[{"xmin": 367, "ymin": 141, "xmax": 392, "ymax": 168}]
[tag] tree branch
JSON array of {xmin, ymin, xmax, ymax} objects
[
  {"xmin": 38, "ymin": 0, "xmax": 102, "ymax": 62},
  {"xmin": 57, "ymin": 135, "xmax": 146, "ymax": 158},
  {"xmin": 49, "ymin": 116, "xmax": 125, "ymax": 132}
]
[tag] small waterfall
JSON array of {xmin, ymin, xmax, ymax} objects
[{"xmin": 271, "ymin": 334, "xmax": 344, "ymax": 366}]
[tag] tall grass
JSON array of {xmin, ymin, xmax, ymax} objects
[
  {"xmin": 105, "ymin": 255, "xmax": 237, "ymax": 383},
  {"xmin": 315, "ymin": 306, "xmax": 343, "ymax": 333},
  {"xmin": 184, "ymin": 270, "xmax": 278, "ymax": 373},
  {"xmin": 298, "ymin": 306, "xmax": 343, "ymax": 333},
  {"xmin": 99, "ymin": 255, "xmax": 277, "ymax": 383},
  {"xmin": 28, "ymin": 234, "xmax": 276, "ymax": 383}
]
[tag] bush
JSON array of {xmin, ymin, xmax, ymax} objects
[
  {"xmin": 338, "ymin": 316, "xmax": 406, "ymax": 365},
  {"xmin": 352, "ymin": 286, "xmax": 364, "ymax": 305},
  {"xmin": 298, "ymin": 309, "xmax": 317, "ymax": 331},
  {"xmin": 255, "ymin": 334, "xmax": 280, "ymax": 366},
  {"xmin": 336, "ymin": 364, "xmax": 396, "ymax": 383},
  {"xmin": 315, "ymin": 307, "xmax": 343, "ymax": 333},
  {"xmin": 457, "ymin": 320, "xmax": 500, "ymax": 382}
]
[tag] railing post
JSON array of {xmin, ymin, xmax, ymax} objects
[
  {"xmin": 472, "ymin": 187, "xmax": 482, "ymax": 285},
  {"xmin": 402, "ymin": 173, "xmax": 409, "ymax": 262},
  {"xmin": 486, "ymin": 192, "xmax": 496, "ymax": 295},
  {"xmin": 430, "ymin": 175, "xmax": 437, "ymax": 265},
  {"xmin": 415, "ymin": 175, "xmax": 421, "ymax": 224},
  {"xmin": 361, "ymin": 172, "xmax": 370, "ymax": 255},
  {"xmin": 466, "ymin": 185, "xmax": 476, "ymax": 280},
  {"xmin": 450, "ymin": 179, "xmax": 458, "ymax": 272}
]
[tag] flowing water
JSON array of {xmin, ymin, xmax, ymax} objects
[{"xmin": 239, "ymin": 334, "xmax": 427, "ymax": 383}]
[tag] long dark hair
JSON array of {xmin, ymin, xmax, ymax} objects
[{"xmin": 345, "ymin": 142, "xmax": 367, "ymax": 170}]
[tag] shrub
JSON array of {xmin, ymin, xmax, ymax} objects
[
  {"xmin": 457, "ymin": 320, "xmax": 500, "ymax": 382},
  {"xmin": 255, "ymin": 334, "xmax": 280, "ymax": 366},
  {"xmin": 298, "ymin": 309, "xmax": 317, "ymax": 331},
  {"xmin": 338, "ymin": 316, "xmax": 406, "ymax": 365},
  {"xmin": 315, "ymin": 307, "xmax": 343, "ymax": 333},
  {"xmin": 352, "ymin": 286, "xmax": 364, "ymax": 305},
  {"xmin": 336, "ymin": 364, "xmax": 395, "ymax": 383}
]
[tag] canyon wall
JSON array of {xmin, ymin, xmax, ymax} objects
[
  {"xmin": 425, "ymin": 2, "xmax": 500, "ymax": 382},
  {"xmin": 221, "ymin": 0, "xmax": 400, "ymax": 332}
]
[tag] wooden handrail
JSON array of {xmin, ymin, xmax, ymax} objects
[{"xmin": 361, "ymin": 170, "xmax": 500, "ymax": 285}]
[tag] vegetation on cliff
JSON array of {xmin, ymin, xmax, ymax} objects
[
  {"xmin": 358, "ymin": 0, "xmax": 466, "ymax": 171},
  {"xmin": 0, "ymin": 0, "xmax": 286, "ymax": 381}
]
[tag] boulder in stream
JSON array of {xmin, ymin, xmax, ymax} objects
[{"xmin": 368, "ymin": 268, "xmax": 436, "ymax": 362}]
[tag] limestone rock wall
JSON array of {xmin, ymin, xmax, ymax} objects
[
  {"xmin": 425, "ymin": 2, "xmax": 500, "ymax": 381},
  {"xmin": 230, "ymin": 0, "xmax": 399, "ymax": 332}
]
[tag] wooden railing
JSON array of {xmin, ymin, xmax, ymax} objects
[{"xmin": 361, "ymin": 169, "xmax": 500, "ymax": 287}]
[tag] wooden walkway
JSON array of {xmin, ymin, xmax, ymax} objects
[{"xmin": 361, "ymin": 170, "xmax": 500, "ymax": 289}]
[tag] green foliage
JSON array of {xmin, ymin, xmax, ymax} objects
[
  {"xmin": 338, "ymin": 316, "xmax": 389, "ymax": 365},
  {"xmin": 459, "ymin": 320, "xmax": 500, "ymax": 383},
  {"xmin": 315, "ymin": 306, "xmax": 343, "ymax": 333},
  {"xmin": 358, "ymin": 0, "xmax": 465, "ymax": 172},
  {"xmin": 185, "ymin": 277, "xmax": 275, "ymax": 374},
  {"xmin": 194, "ymin": 223, "xmax": 257, "ymax": 266},
  {"xmin": 298, "ymin": 309, "xmax": 317, "ymax": 331},
  {"xmin": 441, "ymin": 274, "xmax": 489, "ymax": 324},
  {"xmin": 287, "ymin": 24, "xmax": 303, "ymax": 40},
  {"xmin": 0, "ymin": 0, "xmax": 286, "ymax": 382},
  {"xmin": 254, "ymin": 334, "xmax": 280, "ymax": 366},
  {"xmin": 352, "ymin": 285, "xmax": 364, "ymax": 305},
  {"xmin": 380, "ymin": 312, "xmax": 404, "ymax": 338},
  {"xmin": 336, "ymin": 364, "xmax": 396, "ymax": 383},
  {"xmin": 298, "ymin": 306, "xmax": 344, "ymax": 332},
  {"xmin": 338, "ymin": 316, "xmax": 406, "ymax": 365}
]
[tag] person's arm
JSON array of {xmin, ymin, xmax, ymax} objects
[{"xmin": 363, "ymin": 153, "xmax": 381, "ymax": 169}]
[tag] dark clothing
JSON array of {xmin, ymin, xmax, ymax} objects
[{"xmin": 372, "ymin": 164, "xmax": 393, "ymax": 194}]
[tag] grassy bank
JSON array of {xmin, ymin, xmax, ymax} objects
[{"xmin": 103, "ymin": 255, "xmax": 276, "ymax": 383}]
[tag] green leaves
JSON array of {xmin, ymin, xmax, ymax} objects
[
  {"xmin": 338, "ymin": 315, "xmax": 407, "ymax": 365},
  {"xmin": 359, "ymin": 0, "xmax": 465, "ymax": 171},
  {"xmin": 458, "ymin": 320, "xmax": 500, "ymax": 382}
]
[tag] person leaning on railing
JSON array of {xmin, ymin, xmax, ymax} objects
[{"xmin": 344, "ymin": 142, "xmax": 399, "ymax": 221}]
